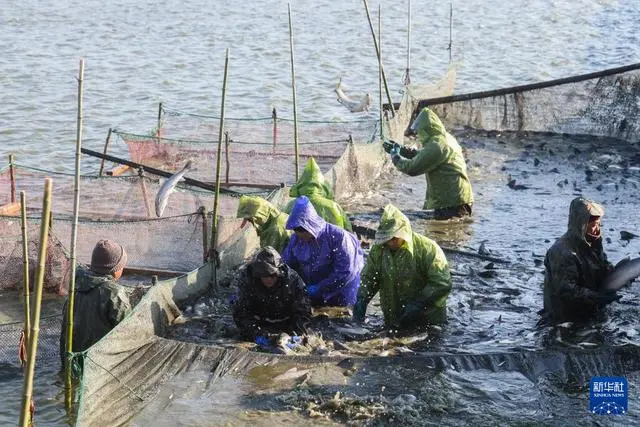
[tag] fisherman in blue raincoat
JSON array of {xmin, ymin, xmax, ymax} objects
[{"xmin": 283, "ymin": 196, "xmax": 364, "ymax": 307}]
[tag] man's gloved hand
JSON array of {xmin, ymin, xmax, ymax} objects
[
  {"xmin": 594, "ymin": 289, "xmax": 621, "ymax": 305},
  {"xmin": 286, "ymin": 335, "xmax": 303, "ymax": 349},
  {"xmin": 255, "ymin": 335, "xmax": 270, "ymax": 347},
  {"xmin": 383, "ymin": 140, "xmax": 401, "ymax": 154},
  {"xmin": 306, "ymin": 284, "xmax": 321, "ymax": 298},
  {"xmin": 398, "ymin": 301, "xmax": 424, "ymax": 327}
]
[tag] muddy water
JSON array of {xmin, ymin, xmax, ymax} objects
[{"xmin": 156, "ymin": 132, "xmax": 640, "ymax": 425}]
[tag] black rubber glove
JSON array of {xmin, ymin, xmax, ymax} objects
[{"xmin": 383, "ymin": 140, "xmax": 400, "ymax": 154}]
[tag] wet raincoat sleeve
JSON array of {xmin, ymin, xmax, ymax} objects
[
  {"xmin": 416, "ymin": 241, "xmax": 452, "ymax": 307},
  {"xmin": 233, "ymin": 278, "xmax": 260, "ymax": 339},
  {"xmin": 395, "ymin": 141, "xmax": 448, "ymax": 177},
  {"xmin": 354, "ymin": 246, "xmax": 382, "ymax": 320},
  {"xmin": 315, "ymin": 232, "xmax": 362, "ymax": 297},
  {"xmin": 106, "ymin": 287, "xmax": 132, "ymax": 327},
  {"xmin": 550, "ymin": 252, "xmax": 600, "ymax": 307},
  {"xmin": 290, "ymin": 271, "xmax": 312, "ymax": 333}
]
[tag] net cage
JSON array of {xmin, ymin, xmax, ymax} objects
[
  {"xmin": 112, "ymin": 107, "xmax": 381, "ymax": 186},
  {"xmin": 414, "ymin": 62, "xmax": 640, "ymax": 144}
]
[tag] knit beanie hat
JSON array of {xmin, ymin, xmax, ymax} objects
[{"xmin": 90, "ymin": 239, "xmax": 128, "ymax": 275}]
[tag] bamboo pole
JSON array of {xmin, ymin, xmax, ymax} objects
[
  {"xmin": 20, "ymin": 191, "xmax": 30, "ymax": 361},
  {"xmin": 404, "ymin": 0, "xmax": 412, "ymax": 85},
  {"xmin": 98, "ymin": 128, "xmax": 113, "ymax": 177},
  {"xmin": 200, "ymin": 206, "xmax": 208, "ymax": 263},
  {"xmin": 65, "ymin": 58, "xmax": 84, "ymax": 409},
  {"xmin": 9, "ymin": 154, "xmax": 17, "ymax": 203},
  {"xmin": 157, "ymin": 102, "xmax": 163, "ymax": 141},
  {"xmin": 137, "ymin": 168, "xmax": 153, "ymax": 218},
  {"xmin": 224, "ymin": 131, "xmax": 230, "ymax": 184},
  {"xmin": 210, "ymin": 48, "xmax": 230, "ymax": 287},
  {"xmin": 378, "ymin": 4, "xmax": 383, "ymax": 140},
  {"xmin": 362, "ymin": 0, "xmax": 395, "ymax": 117},
  {"xmin": 288, "ymin": 3, "xmax": 300, "ymax": 181},
  {"xmin": 19, "ymin": 178, "xmax": 52, "ymax": 427}
]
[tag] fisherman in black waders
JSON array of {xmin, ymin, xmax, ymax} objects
[
  {"xmin": 383, "ymin": 107, "xmax": 474, "ymax": 220},
  {"xmin": 541, "ymin": 197, "xmax": 621, "ymax": 324}
]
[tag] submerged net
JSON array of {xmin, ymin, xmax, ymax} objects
[{"xmin": 419, "ymin": 63, "xmax": 640, "ymax": 143}]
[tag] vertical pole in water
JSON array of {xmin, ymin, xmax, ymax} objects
[
  {"xmin": 288, "ymin": 3, "xmax": 300, "ymax": 181},
  {"xmin": 363, "ymin": 0, "xmax": 395, "ymax": 117},
  {"xmin": 157, "ymin": 102, "xmax": 163, "ymax": 142},
  {"xmin": 19, "ymin": 178, "xmax": 52, "ymax": 427},
  {"xmin": 200, "ymin": 206, "xmax": 208, "ymax": 263},
  {"xmin": 9, "ymin": 154, "xmax": 17, "ymax": 203},
  {"xmin": 211, "ymin": 48, "xmax": 230, "ymax": 288},
  {"xmin": 448, "ymin": 3, "xmax": 453, "ymax": 63},
  {"xmin": 404, "ymin": 0, "xmax": 412, "ymax": 85},
  {"xmin": 65, "ymin": 58, "xmax": 84, "ymax": 409},
  {"xmin": 98, "ymin": 128, "xmax": 112, "ymax": 177},
  {"xmin": 224, "ymin": 131, "xmax": 230, "ymax": 184},
  {"xmin": 378, "ymin": 4, "xmax": 383, "ymax": 140},
  {"xmin": 272, "ymin": 107, "xmax": 277, "ymax": 151},
  {"xmin": 137, "ymin": 168, "xmax": 153, "ymax": 218},
  {"xmin": 20, "ymin": 191, "xmax": 30, "ymax": 363}
]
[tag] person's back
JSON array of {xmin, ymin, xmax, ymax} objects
[
  {"xmin": 284, "ymin": 157, "xmax": 352, "ymax": 231},
  {"xmin": 543, "ymin": 197, "xmax": 617, "ymax": 323},
  {"xmin": 391, "ymin": 108, "xmax": 474, "ymax": 218},
  {"xmin": 60, "ymin": 240, "xmax": 131, "ymax": 364},
  {"xmin": 236, "ymin": 195, "xmax": 291, "ymax": 253}
]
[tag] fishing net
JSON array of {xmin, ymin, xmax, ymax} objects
[
  {"xmin": 418, "ymin": 63, "xmax": 640, "ymax": 143},
  {"xmin": 112, "ymin": 107, "xmax": 380, "ymax": 185}
]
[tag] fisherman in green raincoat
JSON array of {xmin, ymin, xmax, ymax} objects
[
  {"xmin": 353, "ymin": 204, "xmax": 452, "ymax": 329},
  {"xmin": 284, "ymin": 158, "xmax": 352, "ymax": 231},
  {"xmin": 237, "ymin": 195, "xmax": 291, "ymax": 254},
  {"xmin": 384, "ymin": 107, "xmax": 474, "ymax": 220},
  {"xmin": 60, "ymin": 240, "xmax": 132, "ymax": 366}
]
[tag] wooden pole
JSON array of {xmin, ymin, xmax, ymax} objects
[
  {"xmin": 98, "ymin": 128, "xmax": 113, "ymax": 177},
  {"xmin": 362, "ymin": 0, "xmax": 395, "ymax": 117},
  {"xmin": 288, "ymin": 3, "xmax": 300, "ymax": 181},
  {"xmin": 404, "ymin": 0, "xmax": 412, "ymax": 85},
  {"xmin": 224, "ymin": 131, "xmax": 230, "ymax": 184},
  {"xmin": 65, "ymin": 58, "xmax": 84, "ymax": 408},
  {"xmin": 200, "ymin": 206, "xmax": 208, "ymax": 263},
  {"xmin": 9, "ymin": 154, "xmax": 17, "ymax": 203},
  {"xmin": 210, "ymin": 48, "xmax": 230, "ymax": 287},
  {"xmin": 20, "ymin": 191, "xmax": 30, "ymax": 359},
  {"xmin": 272, "ymin": 107, "xmax": 278, "ymax": 151},
  {"xmin": 137, "ymin": 168, "xmax": 153, "ymax": 218},
  {"xmin": 19, "ymin": 178, "xmax": 52, "ymax": 427}
]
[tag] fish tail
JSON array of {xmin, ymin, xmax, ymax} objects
[{"xmin": 184, "ymin": 160, "xmax": 193, "ymax": 170}]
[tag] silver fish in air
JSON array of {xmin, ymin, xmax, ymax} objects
[
  {"xmin": 155, "ymin": 160, "xmax": 192, "ymax": 217},
  {"xmin": 335, "ymin": 78, "xmax": 371, "ymax": 113},
  {"xmin": 602, "ymin": 257, "xmax": 640, "ymax": 290}
]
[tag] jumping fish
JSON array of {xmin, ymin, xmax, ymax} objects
[
  {"xmin": 602, "ymin": 257, "xmax": 640, "ymax": 291},
  {"xmin": 155, "ymin": 160, "xmax": 192, "ymax": 217},
  {"xmin": 335, "ymin": 78, "xmax": 371, "ymax": 113}
]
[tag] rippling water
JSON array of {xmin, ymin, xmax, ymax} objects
[{"xmin": 2, "ymin": 0, "xmax": 640, "ymax": 425}]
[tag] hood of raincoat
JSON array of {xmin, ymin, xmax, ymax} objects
[
  {"xmin": 374, "ymin": 204, "xmax": 414, "ymax": 251},
  {"xmin": 410, "ymin": 108, "xmax": 447, "ymax": 144},
  {"xmin": 285, "ymin": 196, "xmax": 326, "ymax": 238},
  {"xmin": 289, "ymin": 158, "xmax": 334, "ymax": 199},
  {"xmin": 567, "ymin": 197, "xmax": 604, "ymax": 244},
  {"xmin": 236, "ymin": 195, "xmax": 285, "ymax": 228},
  {"xmin": 248, "ymin": 246, "xmax": 285, "ymax": 278}
]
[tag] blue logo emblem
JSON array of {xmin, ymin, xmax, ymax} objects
[{"xmin": 590, "ymin": 376, "xmax": 628, "ymax": 415}]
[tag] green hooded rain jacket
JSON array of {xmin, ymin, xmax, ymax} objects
[
  {"xmin": 284, "ymin": 158, "xmax": 352, "ymax": 231},
  {"xmin": 355, "ymin": 204, "xmax": 452, "ymax": 327},
  {"xmin": 237, "ymin": 196, "xmax": 291, "ymax": 254},
  {"xmin": 395, "ymin": 108, "xmax": 474, "ymax": 211}
]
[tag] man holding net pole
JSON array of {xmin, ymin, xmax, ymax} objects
[{"xmin": 384, "ymin": 107, "xmax": 474, "ymax": 220}]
